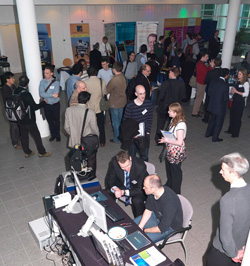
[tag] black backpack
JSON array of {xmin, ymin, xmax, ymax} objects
[
  {"xmin": 126, "ymin": 77, "xmax": 137, "ymax": 101},
  {"xmin": 5, "ymin": 90, "xmax": 30, "ymax": 122}
]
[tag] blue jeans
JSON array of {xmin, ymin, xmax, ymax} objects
[
  {"xmin": 110, "ymin": 107, "xmax": 123, "ymax": 142},
  {"xmin": 134, "ymin": 212, "xmax": 173, "ymax": 243}
]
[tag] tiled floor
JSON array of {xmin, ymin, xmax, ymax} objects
[{"xmin": 1, "ymin": 90, "xmax": 250, "ymax": 266}]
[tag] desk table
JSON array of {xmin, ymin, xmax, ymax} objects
[{"xmin": 50, "ymin": 187, "xmax": 172, "ymax": 266}]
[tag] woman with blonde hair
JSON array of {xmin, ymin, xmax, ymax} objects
[
  {"xmin": 159, "ymin": 102, "xmax": 187, "ymax": 194},
  {"xmin": 226, "ymin": 68, "xmax": 249, "ymax": 138}
]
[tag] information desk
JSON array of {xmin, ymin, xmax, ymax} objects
[{"xmin": 50, "ymin": 187, "xmax": 173, "ymax": 266}]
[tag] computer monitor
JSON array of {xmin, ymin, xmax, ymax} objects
[{"xmin": 63, "ymin": 170, "xmax": 108, "ymax": 237}]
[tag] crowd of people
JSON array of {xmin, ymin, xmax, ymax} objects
[{"xmin": 1, "ymin": 31, "xmax": 250, "ymax": 265}]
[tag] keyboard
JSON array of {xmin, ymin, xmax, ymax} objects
[{"xmin": 99, "ymin": 201, "xmax": 124, "ymax": 222}]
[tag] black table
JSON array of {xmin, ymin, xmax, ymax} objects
[{"xmin": 50, "ymin": 187, "xmax": 173, "ymax": 266}]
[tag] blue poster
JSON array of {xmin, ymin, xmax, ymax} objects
[
  {"xmin": 116, "ymin": 22, "xmax": 136, "ymax": 55},
  {"xmin": 37, "ymin": 24, "xmax": 53, "ymax": 64}
]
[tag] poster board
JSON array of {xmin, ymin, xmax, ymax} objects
[{"xmin": 70, "ymin": 24, "xmax": 90, "ymax": 64}]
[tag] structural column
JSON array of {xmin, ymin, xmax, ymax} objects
[
  {"xmin": 221, "ymin": 0, "xmax": 241, "ymax": 69},
  {"xmin": 15, "ymin": 0, "xmax": 49, "ymax": 137}
]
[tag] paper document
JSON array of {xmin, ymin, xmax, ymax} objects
[{"xmin": 160, "ymin": 130, "xmax": 176, "ymax": 140}]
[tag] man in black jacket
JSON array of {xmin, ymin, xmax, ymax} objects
[
  {"xmin": 202, "ymin": 57, "xmax": 222, "ymax": 123},
  {"xmin": 154, "ymin": 67, "xmax": 185, "ymax": 143},
  {"xmin": 105, "ymin": 150, "xmax": 148, "ymax": 217},
  {"xmin": 1, "ymin": 72, "xmax": 22, "ymax": 149},
  {"xmin": 135, "ymin": 64, "xmax": 152, "ymax": 100},
  {"xmin": 14, "ymin": 75, "xmax": 51, "ymax": 158},
  {"xmin": 205, "ymin": 68, "xmax": 229, "ymax": 142}
]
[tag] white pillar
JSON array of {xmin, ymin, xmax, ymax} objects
[
  {"xmin": 15, "ymin": 0, "xmax": 50, "ymax": 137},
  {"xmin": 221, "ymin": 0, "xmax": 241, "ymax": 69}
]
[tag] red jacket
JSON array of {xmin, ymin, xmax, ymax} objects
[{"xmin": 196, "ymin": 61, "xmax": 212, "ymax": 85}]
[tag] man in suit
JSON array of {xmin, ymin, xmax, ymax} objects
[
  {"xmin": 105, "ymin": 150, "xmax": 148, "ymax": 217},
  {"xmin": 64, "ymin": 91, "xmax": 99, "ymax": 176},
  {"xmin": 90, "ymin": 42, "xmax": 102, "ymax": 72},
  {"xmin": 154, "ymin": 67, "xmax": 186, "ymax": 143},
  {"xmin": 205, "ymin": 68, "xmax": 229, "ymax": 142},
  {"xmin": 209, "ymin": 30, "xmax": 221, "ymax": 59},
  {"xmin": 202, "ymin": 58, "xmax": 222, "ymax": 123},
  {"xmin": 135, "ymin": 64, "xmax": 152, "ymax": 100}
]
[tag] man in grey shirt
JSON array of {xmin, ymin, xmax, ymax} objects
[
  {"xmin": 122, "ymin": 51, "xmax": 137, "ymax": 83},
  {"xmin": 206, "ymin": 152, "xmax": 250, "ymax": 265}
]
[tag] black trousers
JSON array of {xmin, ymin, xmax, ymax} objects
[
  {"xmin": 205, "ymin": 113, "xmax": 225, "ymax": 141},
  {"xmin": 87, "ymin": 152, "xmax": 97, "ymax": 177},
  {"xmin": 10, "ymin": 121, "xmax": 20, "ymax": 146},
  {"xmin": 105, "ymin": 188, "xmax": 146, "ymax": 218},
  {"xmin": 19, "ymin": 122, "xmax": 46, "ymax": 155},
  {"xmin": 44, "ymin": 102, "xmax": 60, "ymax": 138},
  {"xmin": 165, "ymin": 159, "xmax": 182, "ymax": 194},
  {"xmin": 203, "ymin": 95, "xmax": 211, "ymax": 122},
  {"xmin": 155, "ymin": 112, "xmax": 170, "ymax": 143},
  {"xmin": 96, "ymin": 112, "xmax": 105, "ymax": 145},
  {"xmin": 228, "ymin": 100, "xmax": 244, "ymax": 137},
  {"xmin": 206, "ymin": 245, "xmax": 239, "ymax": 266}
]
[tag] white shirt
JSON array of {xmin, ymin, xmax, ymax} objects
[
  {"xmin": 99, "ymin": 42, "xmax": 112, "ymax": 56},
  {"xmin": 169, "ymin": 120, "xmax": 187, "ymax": 139}
]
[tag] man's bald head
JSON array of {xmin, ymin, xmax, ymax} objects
[{"xmin": 75, "ymin": 81, "xmax": 87, "ymax": 92}]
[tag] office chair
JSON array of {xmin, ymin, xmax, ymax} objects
[
  {"xmin": 118, "ymin": 161, "xmax": 156, "ymax": 205},
  {"xmin": 157, "ymin": 194, "xmax": 193, "ymax": 264}
]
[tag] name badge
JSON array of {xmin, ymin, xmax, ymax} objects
[
  {"xmin": 50, "ymin": 86, "xmax": 55, "ymax": 90},
  {"xmin": 132, "ymin": 180, "xmax": 137, "ymax": 184},
  {"xmin": 142, "ymin": 109, "xmax": 147, "ymax": 115}
]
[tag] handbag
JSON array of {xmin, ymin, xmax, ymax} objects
[
  {"xmin": 165, "ymin": 122, "xmax": 187, "ymax": 164},
  {"xmin": 80, "ymin": 109, "xmax": 99, "ymax": 155},
  {"xmin": 228, "ymin": 99, "xmax": 233, "ymax": 108},
  {"xmin": 189, "ymin": 75, "xmax": 197, "ymax": 88},
  {"xmin": 99, "ymin": 78, "xmax": 110, "ymax": 111},
  {"xmin": 166, "ymin": 143, "xmax": 186, "ymax": 164}
]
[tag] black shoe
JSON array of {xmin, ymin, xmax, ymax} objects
[
  {"xmin": 192, "ymin": 114, "xmax": 202, "ymax": 117},
  {"xmin": 49, "ymin": 137, "xmax": 55, "ymax": 142},
  {"xmin": 202, "ymin": 119, "xmax": 208, "ymax": 123},
  {"xmin": 231, "ymin": 135, "xmax": 238, "ymax": 138},
  {"xmin": 56, "ymin": 137, "xmax": 61, "ymax": 142},
  {"xmin": 212, "ymin": 138, "xmax": 223, "ymax": 142}
]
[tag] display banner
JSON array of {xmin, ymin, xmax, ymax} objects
[
  {"xmin": 116, "ymin": 22, "xmax": 136, "ymax": 56},
  {"xmin": 70, "ymin": 24, "xmax": 90, "ymax": 64},
  {"xmin": 37, "ymin": 24, "xmax": 53, "ymax": 65},
  {"xmin": 104, "ymin": 23, "xmax": 116, "ymax": 48},
  {"xmin": 164, "ymin": 18, "xmax": 201, "ymax": 45},
  {"xmin": 136, "ymin": 21, "xmax": 158, "ymax": 53}
]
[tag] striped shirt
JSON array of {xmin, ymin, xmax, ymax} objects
[{"xmin": 123, "ymin": 99, "xmax": 153, "ymax": 133}]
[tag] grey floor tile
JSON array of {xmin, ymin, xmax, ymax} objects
[
  {"xmin": 2, "ymin": 249, "xmax": 30, "ymax": 266},
  {"xmin": 3, "ymin": 197, "xmax": 25, "ymax": 212},
  {"xmin": 8, "ymin": 207, "xmax": 32, "ymax": 224}
]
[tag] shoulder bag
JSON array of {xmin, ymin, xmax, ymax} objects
[
  {"xmin": 80, "ymin": 109, "xmax": 99, "ymax": 155},
  {"xmin": 159, "ymin": 122, "xmax": 187, "ymax": 164},
  {"xmin": 99, "ymin": 78, "xmax": 110, "ymax": 111}
]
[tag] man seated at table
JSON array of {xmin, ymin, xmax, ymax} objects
[
  {"xmin": 105, "ymin": 150, "xmax": 148, "ymax": 217},
  {"xmin": 134, "ymin": 174, "xmax": 183, "ymax": 243}
]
